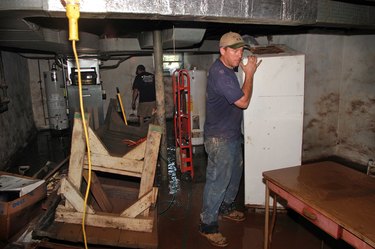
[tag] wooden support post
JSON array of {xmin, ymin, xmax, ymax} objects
[
  {"xmin": 60, "ymin": 177, "xmax": 95, "ymax": 214},
  {"xmin": 153, "ymin": 30, "xmax": 168, "ymax": 182},
  {"xmin": 82, "ymin": 170, "xmax": 113, "ymax": 212},
  {"xmin": 139, "ymin": 124, "xmax": 162, "ymax": 198},
  {"xmin": 66, "ymin": 113, "xmax": 88, "ymax": 209},
  {"xmin": 121, "ymin": 187, "xmax": 158, "ymax": 218}
]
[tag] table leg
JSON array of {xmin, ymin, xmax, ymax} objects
[{"xmin": 264, "ymin": 181, "xmax": 270, "ymax": 249}]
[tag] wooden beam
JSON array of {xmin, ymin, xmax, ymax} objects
[
  {"xmin": 67, "ymin": 113, "xmax": 88, "ymax": 202},
  {"xmin": 55, "ymin": 207, "xmax": 154, "ymax": 232},
  {"xmin": 83, "ymin": 153, "xmax": 143, "ymax": 177},
  {"xmin": 60, "ymin": 177, "xmax": 95, "ymax": 214},
  {"xmin": 123, "ymin": 140, "xmax": 146, "ymax": 160},
  {"xmin": 139, "ymin": 124, "xmax": 162, "ymax": 198},
  {"xmin": 138, "ymin": 125, "xmax": 162, "ymax": 216},
  {"xmin": 88, "ymin": 126, "xmax": 110, "ymax": 156},
  {"xmin": 82, "ymin": 170, "xmax": 113, "ymax": 212},
  {"xmin": 121, "ymin": 187, "xmax": 158, "ymax": 218}
]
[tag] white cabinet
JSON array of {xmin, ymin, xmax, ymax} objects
[{"xmin": 241, "ymin": 45, "xmax": 305, "ymax": 206}]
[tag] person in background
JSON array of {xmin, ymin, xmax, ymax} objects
[
  {"xmin": 199, "ymin": 32, "xmax": 261, "ymax": 247},
  {"xmin": 131, "ymin": 64, "xmax": 156, "ymax": 125}
]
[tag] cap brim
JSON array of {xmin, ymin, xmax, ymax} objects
[{"xmin": 227, "ymin": 42, "xmax": 250, "ymax": 49}]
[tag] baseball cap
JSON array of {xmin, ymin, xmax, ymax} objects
[{"xmin": 219, "ymin": 32, "xmax": 250, "ymax": 49}]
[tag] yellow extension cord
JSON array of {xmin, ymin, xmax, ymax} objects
[{"xmin": 66, "ymin": 1, "xmax": 91, "ymax": 248}]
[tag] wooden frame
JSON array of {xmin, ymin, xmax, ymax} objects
[{"xmin": 55, "ymin": 113, "xmax": 162, "ymax": 233}]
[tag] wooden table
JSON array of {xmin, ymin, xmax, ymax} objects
[{"xmin": 263, "ymin": 161, "xmax": 375, "ymax": 249}]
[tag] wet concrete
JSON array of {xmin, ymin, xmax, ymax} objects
[{"xmin": 157, "ymin": 146, "xmax": 354, "ymax": 249}]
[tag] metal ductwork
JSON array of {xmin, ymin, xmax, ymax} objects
[
  {"xmin": 43, "ymin": 0, "xmax": 375, "ymax": 27},
  {"xmin": 317, "ymin": 0, "xmax": 375, "ymax": 28},
  {"xmin": 0, "ymin": 17, "xmax": 99, "ymax": 54},
  {"xmin": 138, "ymin": 28, "xmax": 206, "ymax": 49},
  {"xmin": 0, "ymin": 0, "xmax": 374, "ymax": 54}
]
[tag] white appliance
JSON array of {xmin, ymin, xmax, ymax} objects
[
  {"xmin": 240, "ymin": 45, "xmax": 305, "ymax": 207},
  {"xmin": 189, "ymin": 69, "xmax": 207, "ymax": 146}
]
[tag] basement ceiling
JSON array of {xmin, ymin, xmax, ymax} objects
[{"xmin": 0, "ymin": 0, "xmax": 375, "ymax": 56}]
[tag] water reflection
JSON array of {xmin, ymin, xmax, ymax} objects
[{"xmin": 167, "ymin": 146, "xmax": 180, "ymax": 195}]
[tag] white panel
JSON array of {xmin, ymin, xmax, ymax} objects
[
  {"xmin": 190, "ymin": 69, "xmax": 207, "ymax": 145},
  {"xmin": 244, "ymin": 96, "xmax": 304, "ymax": 206},
  {"xmin": 251, "ymin": 54, "xmax": 304, "ymax": 97},
  {"xmin": 243, "ymin": 46, "xmax": 305, "ymax": 206}
]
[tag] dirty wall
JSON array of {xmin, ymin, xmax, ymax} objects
[
  {"xmin": 262, "ymin": 34, "xmax": 375, "ymax": 166},
  {"xmin": 28, "ymin": 59, "xmax": 52, "ymax": 130},
  {"xmin": 0, "ymin": 51, "xmax": 35, "ymax": 169},
  {"xmin": 338, "ymin": 36, "xmax": 375, "ymax": 164}
]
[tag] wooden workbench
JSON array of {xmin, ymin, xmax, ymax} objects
[{"xmin": 263, "ymin": 161, "xmax": 375, "ymax": 249}]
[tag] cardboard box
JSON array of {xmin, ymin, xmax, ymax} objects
[{"xmin": 0, "ymin": 172, "xmax": 46, "ymax": 240}]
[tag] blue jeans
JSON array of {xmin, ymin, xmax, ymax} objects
[{"xmin": 200, "ymin": 136, "xmax": 243, "ymax": 226}]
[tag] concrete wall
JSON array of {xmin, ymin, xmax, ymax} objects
[
  {"xmin": 0, "ymin": 51, "xmax": 35, "ymax": 169},
  {"xmin": 260, "ymin": 34, "xmax": 375, "ymax": 166},
  {"xmin": 28, "ymin": 59, "xmax": 52, "ymax": 130},
  {"xmin": 100, "ymin": 56, "xmax": 155, "ymax": 121},
  {"xmin": 101, "ymin": 53, "xmax": 216, "ymax": 120},
  {"xmin": 337, "ymin": 36, "xmax": 375, "ymax": 164}
]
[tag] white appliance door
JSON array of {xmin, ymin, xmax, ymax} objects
[{"xmin": 243, "ymin": 52, "xmax": 304, "ymax": 206}]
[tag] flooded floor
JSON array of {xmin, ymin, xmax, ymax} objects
[
  {"xmin": 157, "ymin": 146, "xmax": 353, "ymax": 249},
  {"xmin": 3, "ymin": 127, "xmax": 354, "ymax": 249}
]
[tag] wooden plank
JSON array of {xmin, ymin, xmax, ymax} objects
[
  {"xmin": 88, "ymin": 126, "xmax": 110, "ymax": 155},
  {"xmin": 82, "ymin": 170, "xmax": 113, "ymax": 212},
  {"xmin": 59, "ymin": 177, "xmax": 95, "ymax": 214},
  {"xmin": 83, "ymin": 153, "xmax": 143, "ymax": 177},
  {"xmin": 86, "ymin": 165, "xmax": 141, "ymax": 178},
  {"xmin": 139, "ymin": 124, "xmax": 162, "ymax": 198},
  {"xmin": 123, "ymin": 140, "xmax": 146, "ymax": 160},
  {"xmin": 138, "ymin": 125, "xmax": 162, "ymax": 216},
  {"xmin": 34, "ymin": 210, "xmax": 158, "ymax": 248},
  {"xmin": 121, "ymin": 187, "xmax": 158, "ymax": 218},
  {"xmin": 54, "ymin": 209, "xmax": 154, "ymax": 232},
  {"xmin": 67, "ymin": 113, "xmax": 87, "ymax": 209}
]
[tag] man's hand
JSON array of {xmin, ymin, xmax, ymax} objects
[{"xmin": 240, "ymin": 55, "xmax": 262, "ymax": 76}]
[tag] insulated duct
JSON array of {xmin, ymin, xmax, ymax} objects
[
  {"xmin": 317, "ymin": 0, "xmax": 375, "ymax": 28},
  {"xmin": 0, "ymin": 0, "xmax": 375, "ymax": 54},
  {"xmin": 138, "ymin": 28, "xmax": 206, "ymax": 49}
]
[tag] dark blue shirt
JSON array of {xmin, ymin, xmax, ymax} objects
[
  {"xmin": 132, "ymin": 72, "xmax": 156, "ymax": 103},
  {"xmin": 204, "ymin": 59, "xmax": 244, "ymax": 139}
]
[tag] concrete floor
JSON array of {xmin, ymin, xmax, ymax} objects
[{"xmin": 2, "ymin": 127, "xmax": 354, "ymax": 249}]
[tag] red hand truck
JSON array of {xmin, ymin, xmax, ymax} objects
[{"xmin": 172, "ymin": 69, "xmax": 194, "ymax": 179}]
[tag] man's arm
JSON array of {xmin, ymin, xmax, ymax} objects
[
  {"xmin": 132, "ymin": 89, "xmax": 139, "ymax": 110},
  {"xmin": 234, "ymin": 56, "xmax": 261, "ymax": 109}
]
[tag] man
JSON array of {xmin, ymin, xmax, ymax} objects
[
  {"xmin": 131, "ymin": 64, "xmax": 156, "ymax": 125},
  {"xmin": 199, "ymin": 32, "xmax": 261, "ymax": 247}
]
